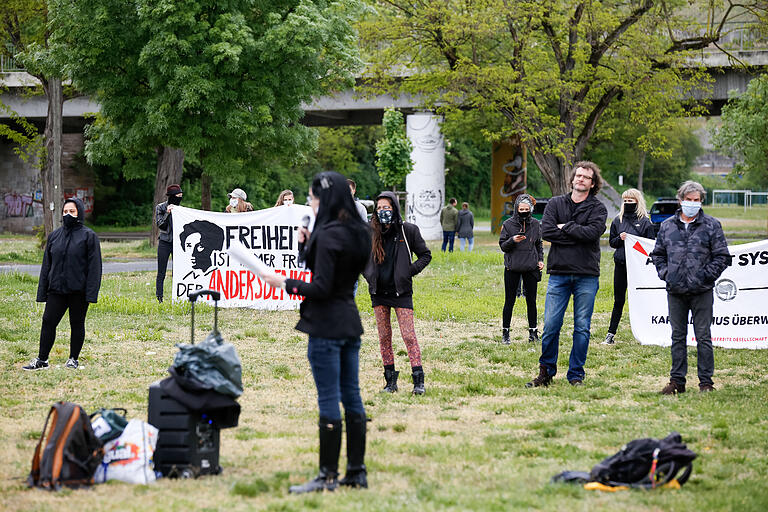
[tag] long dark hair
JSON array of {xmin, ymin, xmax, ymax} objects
[
  {"xmin": 304, "ymin": 172, "xmax": 371, "ymax": 270},
  {"xmin": 370, "ymin": 192, "xmax": 402, "ymax": 265}
]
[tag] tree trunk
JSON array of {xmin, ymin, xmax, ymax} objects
[
  {"xmin": 150, "ymin": 146, "xmax": 184, "ymax": 247},
  {"xmin": 637, "ymin": 150, "xmax": 646, "ymax": 192},
  {"xmin": 201, "ymin": 173, "xmax": 212, "ymax": 211},
  {"xmin": 531, "ymin": 149, "xmax": 571, "ymax": 196},
  {"xmin": 41, "ymin": 77, "xmax": 63, "ymax": 242}
]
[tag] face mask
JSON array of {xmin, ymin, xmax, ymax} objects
[
  {"xmin": 680, "ymin": 200, "xmax": 701, "ymax": 218},
  {"xmin": 229, "ymin": 198, "xmax": 239, "ymax": 208},
  {"xmin": 624, "ymin": 202, "xmax": 637, "ymax": 214},
  {"xmin": 283, "ymin": 198, "xmax": 294, "ymax": 206},
  {"xmin": 377, "ymin": 209, "xmax": 393, "ymax": 225},
  {"xmin": 518, "ymin": 211, "xmax": 531, "ymax": 220},
  {"xmin": 168, "ymin": 195, "xmax": 182, "ymax": 206},
  {"xmin": 62, "ymin": 213, "xmax": 78, "ymax": 228}
]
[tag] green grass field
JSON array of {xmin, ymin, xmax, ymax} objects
[{"xmin": 1, "ymin": 227, "xmax": 767, "ymax": 511}]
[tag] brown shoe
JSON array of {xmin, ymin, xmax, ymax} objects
[
  {"xmin": 699, "ymin": 384, "xmax": 716, "ymax": 393},
  {"xmin": 525, "ymin": 365, "xmax": 552, "ymax": 388},
  {"xmin": 660, "ymin": 380, "xmax": 685, "ymax": 395}
]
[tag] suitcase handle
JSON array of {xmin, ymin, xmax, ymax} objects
[{"xmin": 187, "ymin": 289, "xmax": 220, "ymax": 343}]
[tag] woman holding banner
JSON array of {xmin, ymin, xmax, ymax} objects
[
  {"xmin": 604, "ymin": 188, "xmax": 654, "ymax": 344},
  {"xmin": 263, "ymin": 172, "xmax": 371, "ymax": 493}
]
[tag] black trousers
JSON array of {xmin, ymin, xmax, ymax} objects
[
  {"xmin": 608, "ymin": 261, "xmax": 627, "ymax": 334},
  {"xmin": 668, "ymin": 290, "xmax": 715, "ymax": 387},
  {"xmin": 502, "ymin": 269, "xmax": 538, "ymax": 329},
  {"xmin": 39, "ymin": 293, "xmax": 89, "ymax": 361},
  {"xmin": 156, "ymin": 239, "xmax": 173, "ymax": 299}
]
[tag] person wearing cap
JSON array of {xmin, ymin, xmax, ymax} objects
[
  {"xmin": 275, "ymin": 189, "xmax": 295, "ymax": 207},
  {"xmin": 23, "ymin": 198, "xmax": 102, "ymax": 371},
  {"xmin": 155, "ymin": 184, "xmax": 182, "ymax": 303},
  {"xmin": 226, "ymin": 188, "xmax": 254, "ymax": 213}
]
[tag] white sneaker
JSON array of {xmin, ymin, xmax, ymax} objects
[
  {"xmin": 22, "ymin": 358, "xmax": 49, "ymax": 371},
  {"xmin": 602, "ymin": 333, "xmax": 616, "ymax": 345},
  {"xmin": 65, "ymin": 358, "xmax": 79, "ymax": 369}
]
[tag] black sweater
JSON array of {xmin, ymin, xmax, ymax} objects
[
  {"xmin": 608, "ymin": 213, "xmax": 655, "ymax": 264},
  {"xmin": 284, "ymin": 221, "xmax": 370, "ymax": 338},
  {"xmin": 541, "ymin": 193, "xmax": 607, "ymax": 276},
  {"xmin": 499, "ymin": 215, "xmax": 544, "ymax": 272}
]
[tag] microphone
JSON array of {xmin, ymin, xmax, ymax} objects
[
  {"xmin": 301, "ymin": 215, "xmax": 311, "ymax": 229},
  {"xmin": 298, "ymin": 215, "xmax": 311, "ymax": 264}
]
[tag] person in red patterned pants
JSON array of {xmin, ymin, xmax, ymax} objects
[{"xmin": 363, "ymin": 191, "xmax": 432, "ymax": 394}]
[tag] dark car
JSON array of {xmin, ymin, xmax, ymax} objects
[{"xmin": 649, "ymin": 197, "xmax": 679, "ymax": 235}]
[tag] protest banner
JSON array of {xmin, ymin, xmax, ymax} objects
[
  {"xmin": 171, "ymin": 205, "xmax": 314, "ymax": 309},
  {"xmin": 625, "ymin": 234, "xmax": 768, "ymax": 349}
]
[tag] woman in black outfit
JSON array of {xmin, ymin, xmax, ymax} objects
[
  {"xmin": 263, "ymin": 171, "xmax": 372, "ymax": 493},
  {"xmin": 23, "ymin": 198, "xmax": 102, "ymax": 371},
  {"xmin": 499, "ymin": 194, "xmax": 544, "ymax": 344},
  {"xmin": 604, "ymin": 188, "xmax": 654, "ymax": 344}
]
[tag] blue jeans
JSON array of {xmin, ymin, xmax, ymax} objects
[
  {"xmin": 307, "ymin": 336, "xmax": 365, "ymax": 421},
  {"xmin": 442, "ymin": 231, "xmax": 455, "ymax": 252},
  {"xmin": 459, "ymin": 237, "xmax": 474, "ymax": 252},
  {"xmin": 539, "ymin": 274, "xmax": 599, "ymax": 382}
]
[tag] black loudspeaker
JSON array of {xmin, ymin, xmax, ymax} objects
[{"xmin": 148, "ymin": 381, "xmax": 221, "ymax": 478}]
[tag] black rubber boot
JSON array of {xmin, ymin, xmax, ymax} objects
[
  {"xmin": 412, "ymin": 369, "xmax": 425, "ymax": 395},
  {"xmin": 382, "ymin": 369, "xmax": 399, "ymax": 393},
  {"xmin": 528, "ymin": 328, "xmax": 539, "ymax": 342},
  {"xmin": 289, "ymin": 417, "xmax": 342, "ymax": 494},
  {"xmin": 501, "ymin": 328, "xmax": 511, "ymax": 345},
  {"xmin": 339, "ymin": 413, "xmax": 368, "ymax": 489}
]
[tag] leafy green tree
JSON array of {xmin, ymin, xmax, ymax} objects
[
  {"xmin": 712, "ymin": 74, "xmax": 768, "ymax": 190},
  {"xmin": 50, "ymin": 0, "xmax": 364, "ymax": 238},
  {"xmin": 375, "ymin": 108, "xmax": 413, "ymax": 190},
  {"xmin": 360, "ymin": 1, "xmax": 765, "ymax": 195}
]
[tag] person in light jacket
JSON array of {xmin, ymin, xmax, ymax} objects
[
  {"xmin": 364, "ymin": 191, "xmax": 432, "ymax": 395},
  {"xmin": 23, "ymin": 198, "xmax": 102, "ymax": 371},
  {"xmin": 499, "ymin": 194, "xmax": 544, "ymax": 344},
  {"xmin": 456, "ymin": 202, "xmax": 475, "ymax": 252}
]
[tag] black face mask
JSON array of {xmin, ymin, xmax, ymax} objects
[
  {"xmin": 168, "ymin": 195, "xmax": 182, "ymax": 206},
  {"xmin": 62, "ymin": 214, "xmax": 78, "ymax": 229},
  {"xmin": 624, "ymin": 202, "xmax": 637, "ymax": 215},
  {"xmin": 518, "ymin": 211, "xmax": 531, "ymax": 220}
]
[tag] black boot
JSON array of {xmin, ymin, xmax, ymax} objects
[
  {"xmin": 528, "ymin": 328, "xmax": 539, "ymax": 342},
  {"xmin": 501, "ymin": 328, "xmax": 511, "ymax": 345},
  {"xmin": 412, "ymin": 369, "xmax": 425, "ymax": 395},
  {"xmin": 525, "ymin": 364, "xmax": 552, "ymax": 388},
  {"xmin": 339, "ymin": 413, "xmax": 368, "ymax": 489},
  {"xmin": 382, "ymin": 369, "xmax": 399, "ymax": 393},
  {"xmin": 289, "ymin": 418, "xmax": 342, "ymax": 494}
]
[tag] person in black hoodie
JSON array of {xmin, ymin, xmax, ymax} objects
[
  {"xmin": 155, "ymin": 184, "xmax": 183, "ymax": 303},
  {"xmin": 364, "ymin": 191, "xmax": 432, "ymax": 395},
  {"xmin": 23, "ymin": 198, "xmax": 102, "ymax": 371},
  {"xmin": 526, "ymin": 161, "xmax": 607, "ymax": 388},
  {"xmin": 603, "ymin": 188, "xmax": 654, "ymax": 345},
  {"xmin": 262, "ymin": 172, "xmax": 372, "ymax": 493},
  {"xmin": 499, "ymin": 194, "xmax": 544, "ymax": 344}
]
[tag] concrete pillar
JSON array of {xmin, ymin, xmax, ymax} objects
[{"xmin": 405, "ymin": 113, "xmax": 445, "ymax": 240}]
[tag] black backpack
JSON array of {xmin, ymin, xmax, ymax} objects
[
  {"xmin": 28, "ymin": 402, "xmax": 104, "ymax": 490},
  {"xmin": 590, "ymin": 431, "xmax": 697, "ymax": 488}
]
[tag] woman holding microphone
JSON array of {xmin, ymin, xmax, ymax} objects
[{"xmin": 263, "ymin": 171, "xmax": 371, "ymax": 493}]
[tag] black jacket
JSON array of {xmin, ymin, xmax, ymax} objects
[
  {"xmin": 155, "ymin": 201, "xmax": 173, "ymax": 242},
  {"xmin": 541, "ymin": 193, "xmax": 607, "ymax": 276},
  {"xmin": 284, "ymin": 220, "xmax": 370, "ymax": 338},
  {"xmin": 37, "ymin": 198, "xmax": 102, "ymax": 303},
  {"xmin": 364, "ymin": 191, "xmax": 432, "ymax": 297},
  {"xmin": 499, "ymin": 208, "xmax": 543, "ymax": 272},
  {"xmin": 650, "ymin": 209, "xmax": 730, "ymax": 295},
  {"xmin": 609, "ymin": 213, "xmax": 655, "ymax": 264}
]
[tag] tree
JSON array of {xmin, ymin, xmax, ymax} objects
[
  {"xmin": 2, "ymin": 0, "xmax": 66, "ymax": 239},
  {"xmin": 360, "ymin": 1, "xmax": 767, "ymax": 195},
  {"xmin": 50, "ymin": 0, "xmax": 364, "ymax": 241},
  {"xmin": 375, "ymin": 108, "xmax": 413, "ymax": 190}
]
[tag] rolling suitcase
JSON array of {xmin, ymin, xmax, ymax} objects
[{"xmin": 148, "ymin": 289, "xmax": 223, "ymax": 478}]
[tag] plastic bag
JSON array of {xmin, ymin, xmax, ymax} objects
[
  {"xmin": 172, "ymin": 331, "xmax": 243, "ymax": 398},
  {"xmin": 94, "ymin": 419, "xmax": 159, "ymax": 484},
  {"xmin": 90, "ymin": 408, "xmax": 129, "ymax": 443}
]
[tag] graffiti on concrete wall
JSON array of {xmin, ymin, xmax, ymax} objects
[
  {"xmin": 75, "ymin": 187, "xmax": 94, "ymax": 214},
  {"xmin": 4, "ymin": 193, "xmax": 35, "ymax": 217}
]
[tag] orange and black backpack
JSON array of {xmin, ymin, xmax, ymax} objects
[{"xmin": 28, "ymin": 401, "xmax": 104, "ymax": 490}]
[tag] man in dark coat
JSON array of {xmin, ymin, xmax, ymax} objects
[
  {"xmin": 526, "ymin": 161, "xmax": 607, "ymax": 388},
  {"xmin": 155, "ymin": 184, "xmax": 183, "ymax": 302},
  {"xmin": 650, "ymin": 181, "xmax": 730, "ymax": 394}
]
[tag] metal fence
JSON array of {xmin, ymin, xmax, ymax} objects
[
  {"xmin": 1, "ymin": 44, "xmax": 25, "ymax": 72},
  {"xmin": 712, "ymin": 189, "xmax": 768, "ymax": 209}
]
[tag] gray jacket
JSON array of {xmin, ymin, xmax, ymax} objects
[
  {"xmin": 155, "ymin": 201, "xmax": 173, "ymax": 243},
  {"xmin": 456, "ymin": 209, "xmax": 474, "ymax": 238},
  {"xmin": 650, "ymin": 209, "xmax": 730, "ymax": 295}
]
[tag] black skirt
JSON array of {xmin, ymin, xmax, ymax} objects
[{"xmin": 371, "ymin": 293, "xmax": 413, "ymax": 310}]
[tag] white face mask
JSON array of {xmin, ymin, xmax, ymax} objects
[
  {"xmin": 229, "ymin": 198, "xmax": 239, "ymax": 208},
  {"xmin": 680, "ymin": 200, "xmax": 701, "ymax": 217},
  {"xmin": 283, "ymin": 198, "xmax": 294, "ymax": 206}
]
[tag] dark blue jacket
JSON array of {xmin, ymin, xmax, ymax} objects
[
  {"xmin": 650, "ymin": 209, "xmax": 730, "ymax": 295},
  {"xmin": 37, "ymin": 198, "xmax": 102, "ymax": 303},
  {"xmin": 609, "ymin": 213, "xmax": 655, "ymax": 264}
]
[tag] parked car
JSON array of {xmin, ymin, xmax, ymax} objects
[{"xmin": 649, "ymin": 197, "xmax": 679, "ymax": 235}]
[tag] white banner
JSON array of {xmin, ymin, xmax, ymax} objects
[
  {"xmin": 625, "ymin": 234, "xmax": 768, "ymax": 349},
  {"xmin": 171, "ymin": 205, "xmax": 314, "ymax": 309}
]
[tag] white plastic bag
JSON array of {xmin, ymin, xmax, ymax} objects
[{"xmin": 94, "ymin": 419, "xmax": 159, "ymax": 484}]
